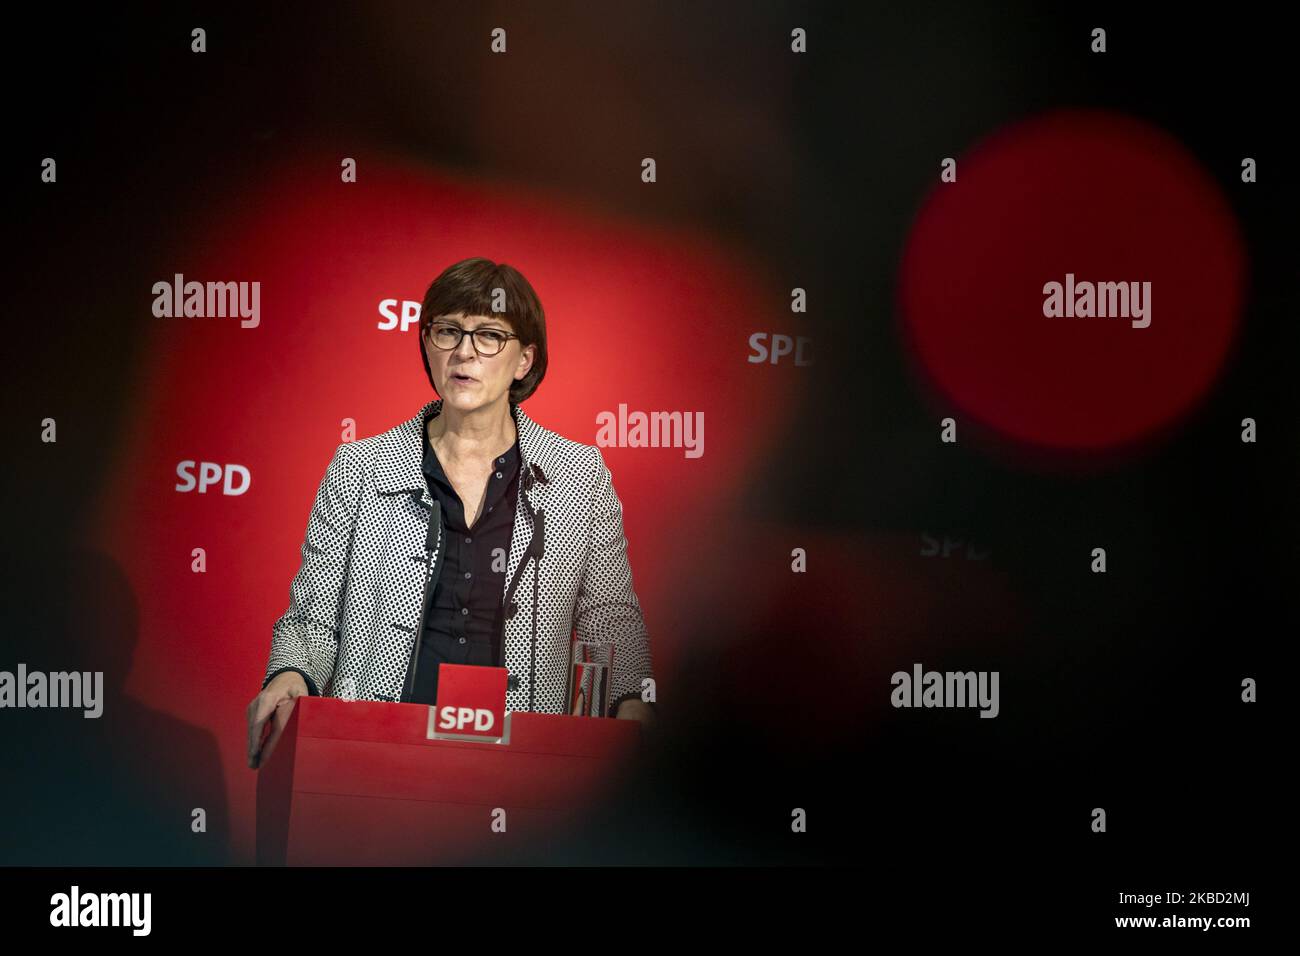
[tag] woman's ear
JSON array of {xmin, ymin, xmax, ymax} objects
[{"xmin": 516, "ymin": 343, "xmax": 535, "ymax": 380}]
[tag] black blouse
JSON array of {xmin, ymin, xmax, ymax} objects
[{"xmin": 409, "ymin": 411, "xmax": 522, "ymax": 706}]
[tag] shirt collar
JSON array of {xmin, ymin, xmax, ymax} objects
[
  {"xmin": 374, "ymin": 398, "xmax": 555, "ymax": 497},
  {"xmin": 421, "ymin": 410, "xmax": 521, "ymax": 484}
]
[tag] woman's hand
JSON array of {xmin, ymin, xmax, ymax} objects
[
  {"xmin": 247, "ymin": 671, "xmax": 309, "ymax": 769},
  {"xmin": 614, "ymin": 697, "xmax": 656, "ymax": 726}
]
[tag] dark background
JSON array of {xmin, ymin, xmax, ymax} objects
[{"xmin": 0, "ymin": 0, "xmax": 1289, "ymax": 927}]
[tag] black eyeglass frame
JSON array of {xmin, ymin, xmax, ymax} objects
[{"xmin": 424, "ymin": 321, "xmax": 521, "ymax": 356}]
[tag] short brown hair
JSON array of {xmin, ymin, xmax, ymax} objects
[{"xmin": 417, "ymin": 257, "xmax": 548, "ymax": 405}]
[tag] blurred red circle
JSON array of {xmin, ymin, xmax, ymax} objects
[{"xmin": 899, "ymin": 109, "xmax": 1246, "ymax": 455}]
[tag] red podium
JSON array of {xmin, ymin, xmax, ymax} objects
[{"xmin": 256, "ymin": 696, "xmax": 642, "ymax": 865}]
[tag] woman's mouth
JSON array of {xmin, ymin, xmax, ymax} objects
[{"xmin": 451, "ymin": 373, "xmax": 477, "ymax": 385}]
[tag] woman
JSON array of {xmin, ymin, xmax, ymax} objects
[{"xmin": 247, "ymin": 257, "xmax": 655, "ymax": 769}]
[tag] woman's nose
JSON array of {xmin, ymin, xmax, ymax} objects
[{"xmin": 454, "ymin": 333, "xmax": 478, "ymax": 358}]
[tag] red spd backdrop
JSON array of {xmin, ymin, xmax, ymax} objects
[{"xmin": 90, "ymin": 145, "xmax": 800, "ymax": 865}]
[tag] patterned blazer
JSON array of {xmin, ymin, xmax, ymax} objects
[{"xmin": 261, "ymin": 398, "xmax": 654, "ymax": 715}]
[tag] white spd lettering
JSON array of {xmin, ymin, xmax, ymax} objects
[{"xmin": 437, "ymin": 706, "xmax": 495, "ymax": 732}]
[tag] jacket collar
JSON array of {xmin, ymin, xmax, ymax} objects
[{"xmin": 373, "ymin": 398, "xmax": 560, "ymax": 499}]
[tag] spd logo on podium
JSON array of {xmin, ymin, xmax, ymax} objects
[{"xmin": 425, "ymin": 663, "xmax": 511, "ymax": 744}]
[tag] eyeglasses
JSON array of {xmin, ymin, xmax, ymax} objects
[{"xmin": 425, "ymin": 321, "xmax": 519, "ymax": 356}]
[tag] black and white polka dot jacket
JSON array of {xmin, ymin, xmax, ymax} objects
[{"xmin": 261, "ymin": 398, "xmax": 654, "ymax": 715}]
